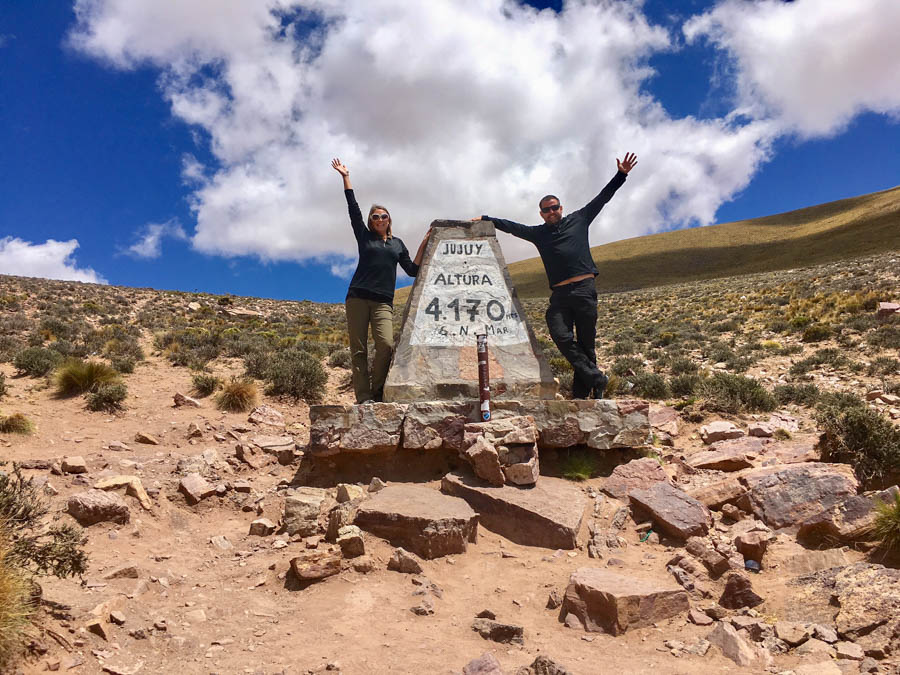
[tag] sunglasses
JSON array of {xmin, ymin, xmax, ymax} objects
[
  {"xmin": 370, "ymin": 214, "xmax": 390, "ymax": 221},
  {"xmin": 540, "ymin": 204, "xmax": 561, "ymax": 214}
]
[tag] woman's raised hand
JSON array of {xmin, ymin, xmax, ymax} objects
[{"xmin": 331, "ymin": 158, "xmax": 349, "ymax": 177}]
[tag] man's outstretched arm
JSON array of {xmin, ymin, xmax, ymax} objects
[
  {"xmin": 577, "ymin": 152, "xmax": 638, "ymax": 224},
  {"xmin": 470, "ymin": 215, "xmax": 540, "ymax": 243}
]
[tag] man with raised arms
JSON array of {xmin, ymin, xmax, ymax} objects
[{"xmin": 473, "ymin": 152, "xmax": 638, "ymax": 399}]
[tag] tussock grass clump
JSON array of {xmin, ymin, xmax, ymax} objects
[
  {"xmin": 0, "ymin": 374, "xmax": 6, "ymax": 399},
  {"xmin": 817, "ymin": 394, "xmax": 900, "ymax": 488},
  {"xmin": 265, "ymin": 348, "xmax": 328, "ymax": 402},
  {"xmin": 192, "ymin": 373, "xmax": 222, "ymax": 397},
  {"xmin": 0, "ymin": 414, "xmax": 34, "ymax": 435},
  {"xmin": 871, "ymin": 491, "xmax": 900, "ymax": 554},
  {"xmin": 86, "ymin": 383, "xmax": 127, "ymax": 412},
  {"xmin": 700, "ymin": 372, "xmax": 777, "ymax": 414},
  {"xmin": 327, "ymin": 348, "xmax": 352, "ymax": 369},
  {"xmin": 774, "ymin": 382, "xmax": 821, "ymax": 407},
  {"xmin": 216, "ymin": 378, "xmax": 259, "ymax": 412},
  {"xmin": 801, "ymin": 323, "xmax": 831, "ymax": 342},
  {"xmin": 54, "ymin": 358, "xmax": 120, "ymax": 396},
  {"xmin": 560, "ymin": 449, "xmax": 599, "ymax": 481},
  {"xmin": 0, "ymin": 528, "xmax": 31, "ymax": 670},
  {"xmin": 13, "ymin": 346, "xmax": 62, "ymax": 377}
]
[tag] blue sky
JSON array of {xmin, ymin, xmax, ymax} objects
[{"xmin": 1, "ymin": 0, "xmax": 898, "ymax": 301}]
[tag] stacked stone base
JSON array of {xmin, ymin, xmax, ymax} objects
[{"xmin": 308, "ymin": 399, "xmax": 650, "ymax": 458}]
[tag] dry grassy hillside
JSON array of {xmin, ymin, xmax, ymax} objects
[{"xmin": 395, "ymin": 184, "xmax": 900, "ymax": 303}]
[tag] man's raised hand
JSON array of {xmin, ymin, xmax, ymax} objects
[
  {"xmin": 617, "ymin": 152, "xmax": 638, "ymax": 174},
  {"xmin": 331, "ymin": 158, "xmax": 349, "ymax": 177}
]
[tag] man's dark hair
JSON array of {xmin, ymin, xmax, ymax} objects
[{"xmin": 538, "ymin": 194, "xmax": 560, "ymax": 208}]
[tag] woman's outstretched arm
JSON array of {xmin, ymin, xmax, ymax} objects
[{"xmin": 332, "ymin": 158, "xmax": 365, "ymax": 241}]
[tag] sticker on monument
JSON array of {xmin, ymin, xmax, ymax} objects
[{"xmin": 410, "ymin": 239, "xmax": 530, "ymax": 347}]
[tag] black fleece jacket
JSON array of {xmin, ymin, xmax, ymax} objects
[
  {"xmin": 344, "ymin": 189, "xmax": 418, "ymax": 305},
  {"xmin": 482, "ymin": 170, "xmax": 627, "ymax": 288}
]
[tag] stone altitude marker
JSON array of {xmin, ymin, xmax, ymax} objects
[{"xmin": 383, "ymin": 219, "xmax": 557, "ymax": 402}]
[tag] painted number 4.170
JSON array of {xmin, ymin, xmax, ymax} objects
[{"xmin": 424, "ymin": 297, "xmax": 507, "ymax": 322}]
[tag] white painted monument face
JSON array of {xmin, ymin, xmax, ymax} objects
[
  {"xmin": 384, "ymin": 220, "xmax": 557, "ymax": 403},
  {"xmin": 410, "ymin": 239, "xmax": 530, "ymax": 348}
]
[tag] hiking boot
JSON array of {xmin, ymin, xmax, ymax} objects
[{"xmin": 592, "ymin": 372, "xmax": 609, "ymax": 399}]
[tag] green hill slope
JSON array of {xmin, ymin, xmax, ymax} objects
[{"xmin": 397, "ymin": 185, "xmax": 900, "ymax": 304}]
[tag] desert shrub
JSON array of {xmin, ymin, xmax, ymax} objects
[
  {"xmin": 801, "ymin": 323, "xmax": 831, "ymax": 343},
  {"xmin": 761, "ymin": 340, "xmax": 782, "ymax": 352},
  {"xmin": 704, "ymin": 342, "xmax": 735, "ymax": 364},
  {"xmin": 779, "ymin": 344, "xmax": 804, "ymax": 356},
  {"xmin": 327, "ymin": 348, "xmax": 352, "ymax": 369},
  {"xmin": 216, "ymin": 378, "xmax": 259, "ymax": 412},
  {"xmin": 192, "ymin": 373, "xmax": 222, "ymax": 397},
  {"xmin": 868, "ymin": 325, "xmax": 900, "ymax": 350},
  {"xmin": 789, "ymin": 348, "xmax": 848, "ymax": 376},
  {"xmin": 669, "ymin": 357, "xmax": 699, "ymax": 376},
  {"xmin": 711, "ymin": 318, "xmax": 741, "ymax": 333},
  {"xmin": 13, "ymin": 347, "xmax": 62, "ymax": 377},
  {"xmin": 611, "ymin": 339, "xmax": 637, "ymax": 355},
  {"xmin": 669, "ymin": 373, "xmax": 702, "ymax": 397},
  {"xmin": 0, "ymin": 374, "xmax": 5, "ymax": 399},
  {"xmin": 86, "ymin": 383, "xmax": 128, "ymax": 412},
  {"xmin": 767, "ymin": 318, "xmax": 790, "ymax": 333},
  {"xmin": 627, "ymin": 372, "xmax": 670, "ymax": 399},
  {"xmin": 871, "ymin": 491, "xmax": 900, "ymax": 554},
  {"xmin": 773, "ymin": 382, "xmax": 821, "ymax": 407},
  {"xmin": 699, "ymin": 372, "xmax": 777, "ymax": 414},
  {"xmin": 0, "ymin": 464, "xmax": 88, "ymax": 578},
  {"xmin": 243, "ymin": 350, "xmax": 272, "ymax": 379},
  {"xmin": 103, "ymin": 337, "xmax": 144, "ymax": 362},
  {"xmin": 111, "ymin": 357, "xmax": 135, "ymax": 374},
  {"xmin": 869, "ymin": 357, "xmax": 900, "ymax": 377},
  {"xmin": 38, "ymin": 316, "xmax": 75, "ymax": 341},
  {"xmin": 560, "ymin": 449, "xmax": 599, "ymax": 481},
  {"xmin": 0, "ymin": 414, "xmax": 33, "ymax": 434},
  {"xmin": 651, "ymin": 331, "xmax": 678, "ymax": 347},
  {"xmin": 790, "ymin": 315, "xmax": 812, "ymax": 331},
  {"xmin": 295, "ymin": 339, "xmax": 329, "ymax": 358},
  {"xmin": 611, "ymin": 356, "xmax": 644, "ymax": 376},
  {"xmin": 0, "ymin": 336, "xmax": 22, "ymax": 363},
  {"xmin": 265, "ymin": 349, "xmax": 328, "ymax": 402},
  {"xmin": 817, "ymin": 396, "xmax": 900, "ymax": 488},
  {"xmin": 54, "ymin": 358, "xmax": 120, "ymax": 396},
  {"xmin": 548, "ymin": 356, "xmax": 573, "ymax": 376}
]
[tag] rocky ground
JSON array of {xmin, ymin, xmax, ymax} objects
[{"xmin": 1, "ymin": 253, "xmax": 899, "ymax": 675}]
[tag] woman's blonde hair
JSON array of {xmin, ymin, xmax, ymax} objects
[{"xmin": 367, "ymin": 204, "xmax": 392, "ymax": 238}]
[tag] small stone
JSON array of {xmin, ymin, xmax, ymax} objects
[
  {"xmin": 336, "ymin": 525, "xmax": 365, "ymax": 558},
  {"xmin": 719, "ymin": 572, "xmax": 763, "ymax": 609},
  {"xmin": 387, "ymin": 548, "xmax": 423, "ymax": 574},
  {"xmin": 774, "ymin": 621, "xmax": 810, "ymax": 647},
  {"xmin": 706, "ymin": 622, "xmax": 770, "ymax": 667},
  {"xmin": 109, "ymin": 611, "xmax": 126, "ymax": 626},
  {"xmin": 184, "ymin": 609, "xmax": 207, "ymax": 623},
  {"xmin": 471, "ymin": 618, "xmax": 524, "ymax": 644},
  {"xmin": 462, "ymin": 652, "xmax": 503, "ymax": 675},
  {"xmin": 689, "ymin": 608, "xmax": 714, "ymax": 626},
  {"xmin": 336, "ymin": 483, "xmax": 366, "ymax": 503},
  {"xmin": 133, "ymin": 432, "xmax": 159, "ymax": 445},
  {"xmin": 186, "ymin": 422, "xmax": 203, "ymax": 439},
  {"xmin": 104, "ymin": 565, "xmax": 140, "ymax": 580},
  {"xmin": 85, "ymin": 619, "xmax": 107, "ymax": 640},
  {"xmin": 248, "ymin": 404, "xmax": 284, "ymax": 428},
  {"xmin": 411, "ymin": 598, "xmax": 435, "ymax": 616},
  {"xmin": 813, "ymin": 624, "xmax": 839, "ymax": 643},
  {"xmin": 289, "ymin": 550, "xmax": 341, "ymax": 583},
  {"xmin": 61, "ymin": 456, "xmax": 88, "ymax": 474},
  {"xmin": 248, "ymin": 518, "xmax": 276, "ymax": 536},
  {"xmin": 368, "ymin": 477, "xmax": 386, "ymax": 493},
  {"xmin": 835, "ymin": 641, "xmax": 865, "ymax": 661},
  {"xmin": 699, "ymin": 421, "xmax": 744, "ymax": 444},
  {"xmin": 564, "ymin": 613, "xmax": 584, "ymax": 630},
  {"xmin": 795, "ymin": 638, "xmax": 835, "ymax": 657},
  {"xmin": 351, "ymin": 556, "xmax": 375, "ymax": 574},
  {"xmin": 721, "ymin": 503, "xmax": 743, "ymax": 521},
  {"xmin": 210, "ymin": 535, "xmax": 233, "ymax": 551},
  {"xmin": 179, "ymin": 473, "xmax": 215, "ymax": 505},
  {"xmin": 67, "ymin": 490, "xmax": 130, "ymax": 526},
  {"xmin": 546, "ymin": 589, "xmax": 563, "ymax": 609},
  {"xmin": 173, "ymin": 392, "xmax": 201, "ymax": 408}
]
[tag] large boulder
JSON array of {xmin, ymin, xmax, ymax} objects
[
  {"xmin": 798, "ymin": 486, "xmax": 899, "ymax": 545},
  {"xmin": 560, "ymin": 567, "xmax": 689, "ymax": 635},
  {"xmin": 354, "ymin": 484, "xmax": 478, "ymax": 559},
  {"xmin": 290, "ymin": 550, "xmax": 341, "ymax": 583},
  {"xmin": 830, "ymin": 563, "xmax": 900, "ymax": 659},
  {"xmin": 602, "ymin": 457, "xmax": 669, "ymax": 500},
  {"xmin": 629, "ymin": 482, "xmax": 712, "ymax": 539},
  {"xmin": 739, "ymin": 463, "xmax": 859, "ymax": 529},
  {"xmin": 688, "ymin": 437, "xmax": 766, "ymax": 471},
  {"xmin": 706, "ymin": 622, "xmax": 771, "ymax": 667},
  {"xmin": 402, "ymin": 401, "xmax": 471, "ymax": 451},
  {"xmin": 528, "ymin": 399, "xmax": 649, "ymax": 449},
  {"xmin": 441, "ymin": 471, "xmax": 586, "ymax": 549},
  {"xmin": 699, "ymin": 421, "xmax": 744, "ymax": 444},
  {"xmin": 283, "ymin": 487, "xmax": 331, "ymax": 537},
  {"xmin": 67, "ymin": 490, "xmax": 130, "ymax": 526}
]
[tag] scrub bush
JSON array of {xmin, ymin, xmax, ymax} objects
[
  {"xmin": 86, "ymin": 383, "xmax": 128, "ymax": 412},
  {"xmin": 627, "ymin": 372, "xmax": 670, "ymax": 400},
  {"xmin": 669, "ymin": 373, "xmax": 702, "ymax": 397},
  {"xmin": 699, "ymin": 372, "xmax": 777, "ymax": 414},
  {"xmin": 192, "ymin": 373, "xmax": 222, "ymax": 397},
  {"xmin": 265, "ymin": 349, "xmax": 328, "ymax": 402},
  {"xmin": 13, "ymin": 347, "xmax": 62, "ymax": 377},
  {"xmin": 327, "ymin": 348, "xmax": 352, "ymax": 369},
  {"xmin": 773, "ymin": 382, "xmax": 821, "ymax": 407}
]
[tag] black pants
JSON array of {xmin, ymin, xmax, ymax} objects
[{"xmin": 546, "ymin": 278, "xmax": 602, "ymax": 399}]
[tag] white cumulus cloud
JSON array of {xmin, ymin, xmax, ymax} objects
[
  {"xmin": 68, "ymin": 0, "xmax": 900, "ymax": 274},
  {"xmin": 126, "ymin": 219, "xmax": 189, "ymax": 259},
  {"xmin": 0, "ymin": 237, "xmax": 107, "ymax": 284},
  {"xmin": 684, "ymin": 0, "xmax": 900, "ymax": 137}
]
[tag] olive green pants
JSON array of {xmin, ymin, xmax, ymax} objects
[{"xmin": 345, "ymin": 297, "xmax": 394, "ymax": 403}]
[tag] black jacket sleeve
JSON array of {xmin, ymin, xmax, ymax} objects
[
  {"xmin": 345, "ymin": 189, "xmax": 367, "ymax": 243},
  {"xmin": 397, "ymin": 239, "xmax": 419, "ymax": 277},
  {"xmin": 575, "ymin": 171, "xmax": 627, "ymax": 224},
  {"xmin": 482, "ymin": 216, "xmax": 540, "ymax": 243}
]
